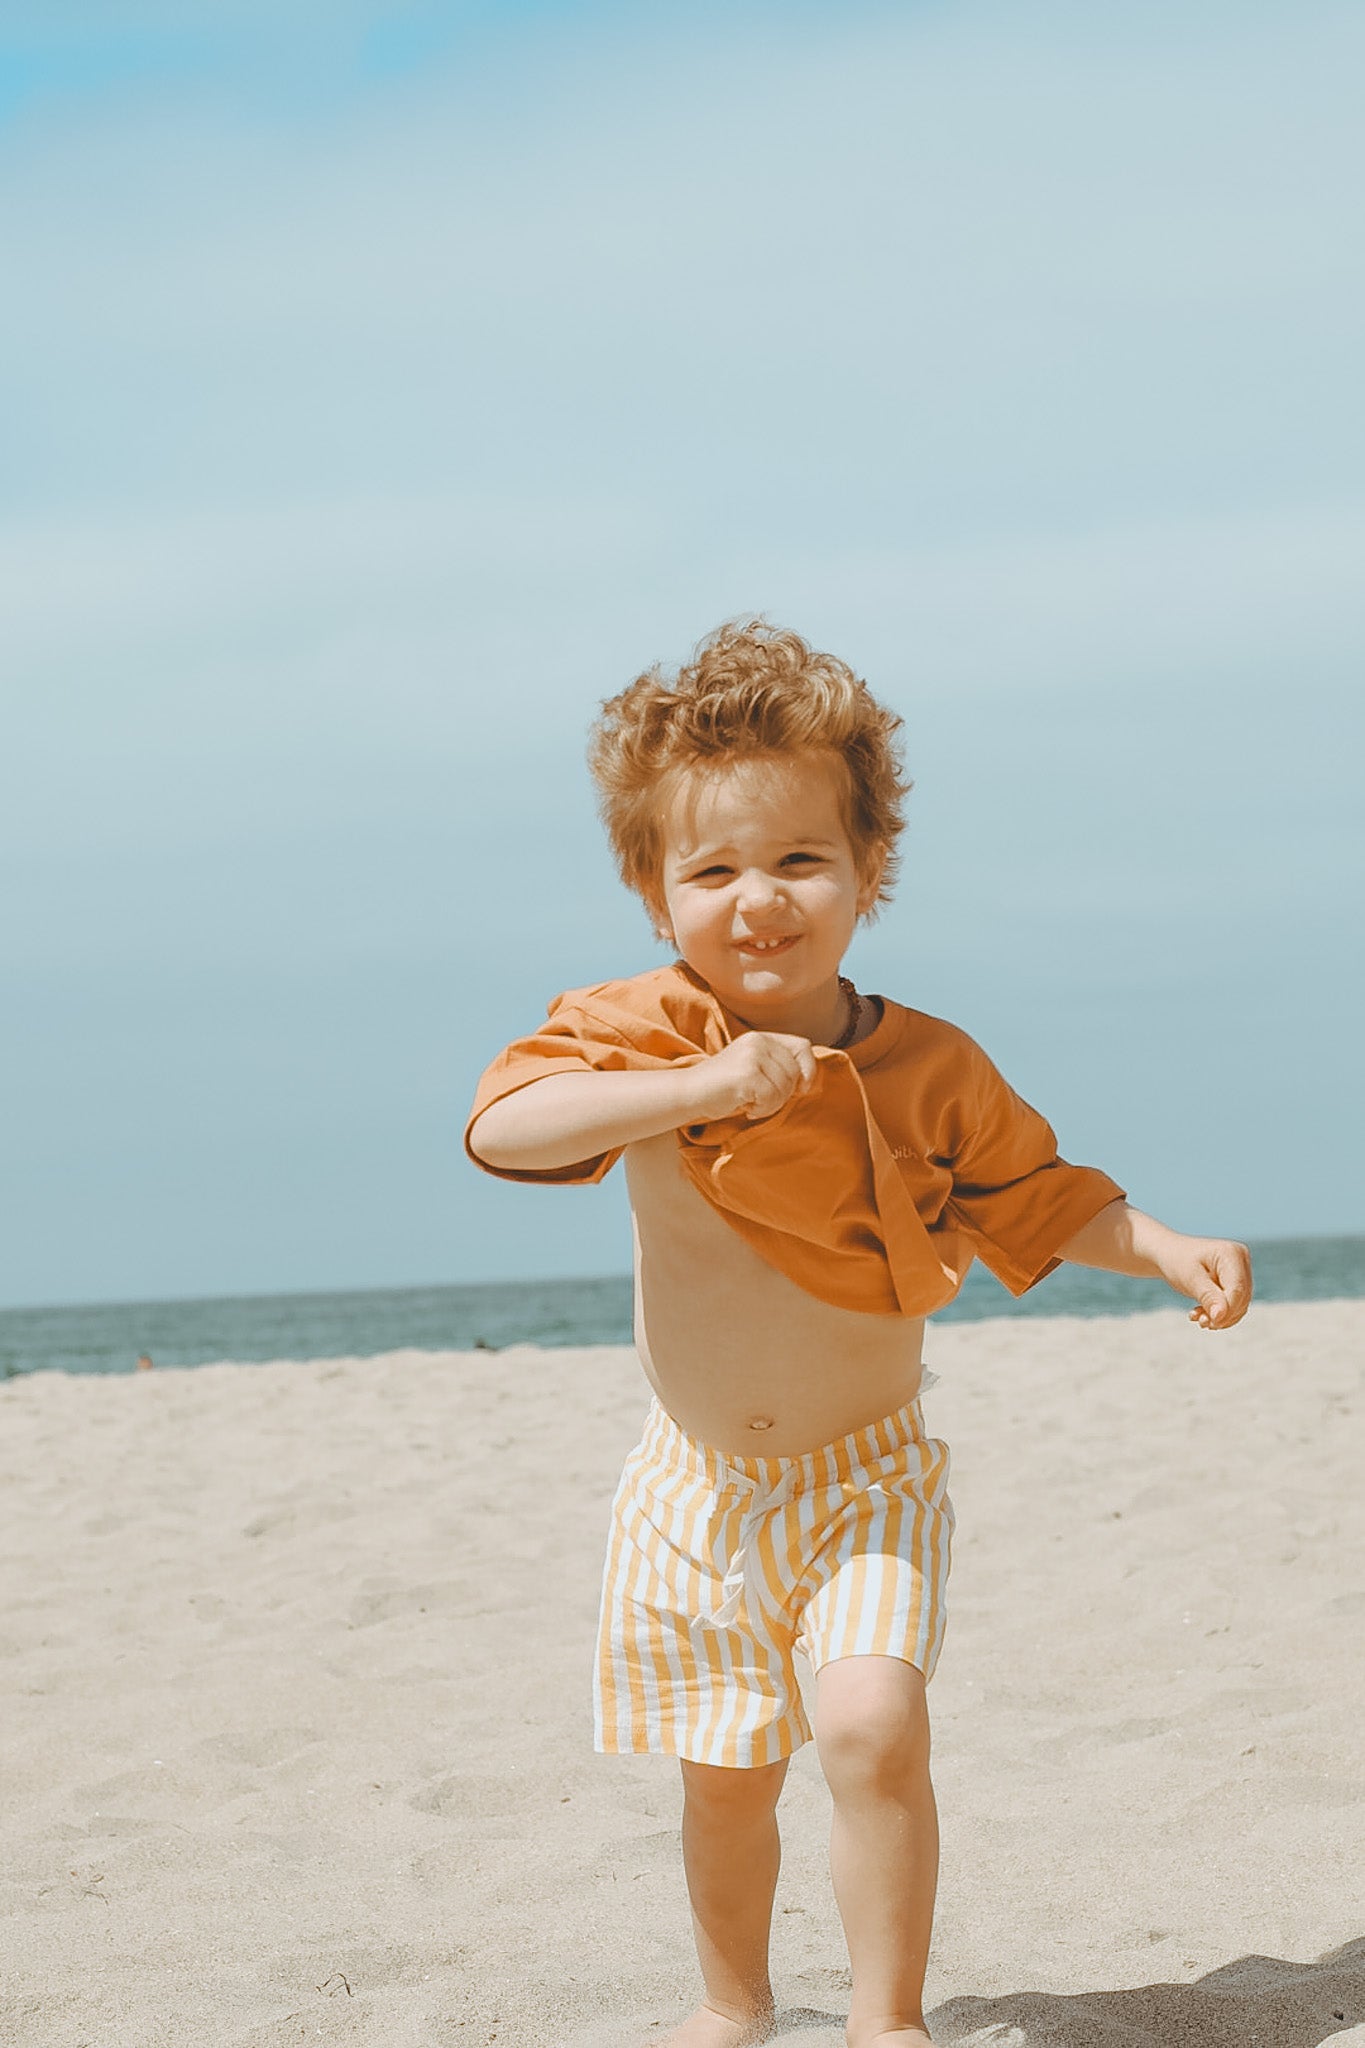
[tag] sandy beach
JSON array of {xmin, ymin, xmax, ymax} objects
[{"xmin": 2, "ymin": 1300, "xmax": 1362, "ymax": 2048}]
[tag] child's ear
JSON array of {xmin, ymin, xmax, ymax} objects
[{"xmin": 856, "ymin": 845, "xmax": 887, "ymax": 915}]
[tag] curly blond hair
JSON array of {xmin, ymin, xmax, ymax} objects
[{"xmin": 587, "ymin": 617, "xmax": 910, "ymax": 927}]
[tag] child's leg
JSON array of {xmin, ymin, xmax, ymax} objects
[
  {"xmin": 814, "ymin": 1655, "xmax": 938, "ymax": 2048},
  {"xmin": 663, "ymin": 1755, "xmax": 789, "ymax": 2047}
]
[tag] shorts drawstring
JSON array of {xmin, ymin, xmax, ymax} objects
[{"xmin": 712, "ymin": 1468, "xmax": 800, "ymax": 1628}]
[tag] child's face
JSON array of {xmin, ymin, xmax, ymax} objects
[{"xmin": 653, "ymin": 750, "xmax": 882, "ymax": 1028}]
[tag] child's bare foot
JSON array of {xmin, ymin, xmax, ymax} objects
[{"xmin": 656, "ymin": 2000, "xmax": 776, "ymax": 2048}]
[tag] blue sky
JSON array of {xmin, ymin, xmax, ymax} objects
[{"xmin": 3, "ymin": 1, "xmax": 1362, "ymax": 1308}]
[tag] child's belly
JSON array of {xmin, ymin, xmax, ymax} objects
[{"xmin": 624, "ymin": 1133, "xmax": 927, "ymax": 1458}]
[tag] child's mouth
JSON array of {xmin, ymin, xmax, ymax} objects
[{"xmin": 734, "ymin": 935, "xmax": 798, "ymax": 959}]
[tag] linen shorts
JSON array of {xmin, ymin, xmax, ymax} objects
[{"xmin": 593, "ymin": 1391, "xmax": 954, "ymax": 1768}]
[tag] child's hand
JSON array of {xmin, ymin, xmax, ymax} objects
[
  {"xmin": 686, "ymin": 1032, "xmax": 819, "ymax": 1123},
  {"xmin": 1166, "ymin": 1235, "xmax": 1254, "ymax": 1330}
]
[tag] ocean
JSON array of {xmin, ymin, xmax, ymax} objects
[{"xmin": 2, "ymin": 1235, "xmax": 1362, "ymax": 1379}]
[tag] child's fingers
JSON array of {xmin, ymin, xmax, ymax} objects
[
  {"xmin": 1201, "ymin": 1244, "xmax": 1253, "ymax": 1329},
  {"xmin": 1190, "ymin": 1292, "xmax": 1229, "ymax": 1330},
  {"xmin": 1217, "ymin": 1242, "xmax": 1254, "ymax": 1321},
  {"xmin": 1201, "ymin": 1292, "xmax": 1247, "ymax": 1329},
  {"xmin": 741, "ymin": 1046, "xmax": 806, "ymax": 1119},
  {"xmin": 764, "ymin": 1033, "xmax": 819, "ymax": 1093},
  {"xmin": 1188, "ymin": 1243, "xmax": 1253, "ymax": 1330}
]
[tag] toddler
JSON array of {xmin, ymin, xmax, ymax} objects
[{"xmin": 465, "ymin": 619, "xmax": 1251, "ymax": 2048}]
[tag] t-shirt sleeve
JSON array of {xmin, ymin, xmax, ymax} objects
[
  {"xmin": 943, "ymin": 1038, "xmax": 1125, "ymax": 1294},
  {"xmin": 463, "ymin": 999, "xmax": 637, "ymax": 1185}
]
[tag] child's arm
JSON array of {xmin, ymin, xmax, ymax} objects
[
  {"xmin": 468, "ymin": 1032, "xmax": 819, "ymax": 1172},
  {"xmin": 1058, "ymin": 1199, "xmax": 1253, "ymax": 1330}
]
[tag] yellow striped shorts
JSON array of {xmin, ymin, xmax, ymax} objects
[{"xmin": 593, "ymin": 1393, "xmax": 953, "ymax": 1768}]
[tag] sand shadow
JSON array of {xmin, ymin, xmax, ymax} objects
[{"xmin": 929, "ymin": 1933, "xmax": 1365, "ymax": 2046}]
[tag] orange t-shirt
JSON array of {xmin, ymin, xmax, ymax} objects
[{"xmin": 465, "ymin": 962, "xmax": 1124, "ymax": 1318}]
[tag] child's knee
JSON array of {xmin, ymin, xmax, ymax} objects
[{"xmin": 814, "ymin": 1653, "xmax": 931, "ymax": 1792}]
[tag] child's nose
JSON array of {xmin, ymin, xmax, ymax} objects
[{"xmin": 735, "ymin": 869, "xmax": 783, "ymax": 910}]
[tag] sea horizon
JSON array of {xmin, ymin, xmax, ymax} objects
[{"xmin": 3, "ymin": 1232, "xmax": 1363, "ymax": 1379}]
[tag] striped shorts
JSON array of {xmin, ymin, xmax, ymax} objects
[{"xmin": 593, "ymin": 1393, "xmax": 953, "ymax": 1768}]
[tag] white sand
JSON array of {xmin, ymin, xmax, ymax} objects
[{"xmin": 2, "ymin": 1301, "xmax": 1362, "ymax": 2048}]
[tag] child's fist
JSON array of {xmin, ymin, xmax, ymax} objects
[
  {"xmin": 1175, "ymin": 1237, "xmax": 1254, "ymax": 1330},
  {"xmin": 687, "ymin": 1032, "xmax": 819, "ymax": 1123}
]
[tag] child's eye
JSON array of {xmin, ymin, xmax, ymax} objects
[{"xmin": 783, "ymin": 853, "xmax": 820, "ymax": 865}]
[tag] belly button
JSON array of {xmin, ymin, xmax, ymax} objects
[{"xmin": 747, "ymin": 1415, "xmax": 774, "ymax": 1432}]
